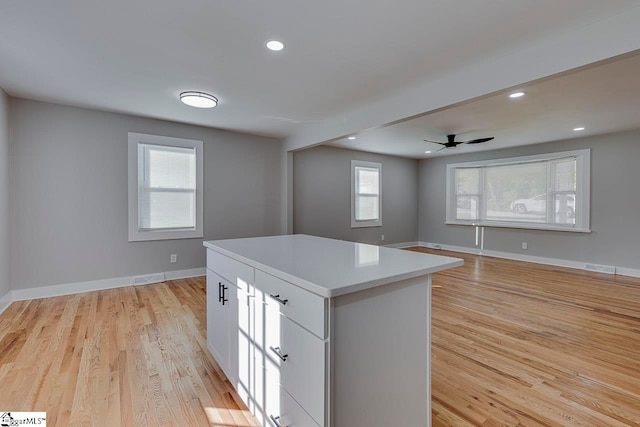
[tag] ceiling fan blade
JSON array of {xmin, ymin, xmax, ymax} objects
[
  {"xmin": 424, "ymin": 139, "xmax": 446, "ymax": 145},
  {"xmin": 465, "ymin": 137, "xmax": 494, "ymax": 144},
  {"xmin": 437, "ymin": 146, "xmax": 447, "ymax": 152}
]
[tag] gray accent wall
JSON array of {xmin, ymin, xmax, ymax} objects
[
  {"xmin": 0, "ymin": 90, "xmax": 9, "ymax": 299},
  {"xmin": 419, "ymin": 130, "xmax": 640, "ymax": 270},
  {"xmin": 9, "ymin": 98, "xmax": 282, "ymax": 290},
  {"xmin": 294, "ymin": 145, "xmax": 418, "ymax": 245}
]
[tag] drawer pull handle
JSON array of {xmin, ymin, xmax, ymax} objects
[
  {"xmin": 222, "ymin": 285, "xmax": 229, "ymax": 305},
  {"xmin": 269, "ymin": 415, "xmax": 285, "ymax": 427},
  {"xmin": 269, "ymin": 294, "xmax": 288, "ymax": 306},
  {"xmin": 269, "ymin": 346, "xmax": 288, "ymax": 362},
  {"xmin": 219, "ymin": 282, "xmax": 229, "ymax": 305}
]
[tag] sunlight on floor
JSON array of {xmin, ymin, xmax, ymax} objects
[{"xmin": 204, "ymin": 407, "xmax": 256, "ymax": 427}]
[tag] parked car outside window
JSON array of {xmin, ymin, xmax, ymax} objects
[{"xmin": 510, "ymin": 194, "xmax": 575, "ymax": 216}]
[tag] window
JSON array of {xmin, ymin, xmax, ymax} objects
[
  {"xmin": 351, "ymin": 160, "xmax": 382, "ymax": 228},
  {"xmin": 128, "ymin": 133, "xmax": 204, "ymax": 241},
  {"xmin": 446, "ymin": 149, "xmax": 590, "ymax": 232}
]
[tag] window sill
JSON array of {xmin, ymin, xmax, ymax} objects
[
  {"xmin": 351, "ymin": 221, "xmax": 382, "ymax": 228},
  {"xmin": 445, "ymin": 221, "xmax": 591, "ymax": 233},
  {"xmin": 128, "ymin": 229, "xmax": 204, "ymax": 242}
]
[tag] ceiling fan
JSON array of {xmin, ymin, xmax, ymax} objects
[{"xmin": 424, "ymin": 134, "xmax": 494, "ymax": 151}]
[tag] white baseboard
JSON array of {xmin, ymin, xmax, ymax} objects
[
  {"xmin": 9, "ymin": 267, "xmax": 206, "ymax": 303},
  {"xmin": 615, "ymin": 266, "xmax": 640, "ymax": 279},
  {"xmin": 419, "ymin": 241, "xmax": 640, "ymax": 279},
  {"xmin": 384, "ymin": 241, "xmax": 420, "ymax": 249},
  {"xmin": 166, "ymin": 267, "xmax": 206, "ymax": 281},
  {"xmin": 0, "ymin": 290, "xmax": 12, "ymax": 316}
]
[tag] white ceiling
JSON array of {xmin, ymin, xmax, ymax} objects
[
  {"xmin": 1, "ymin": 0, "xmax": 638, "ymax": 139},
  {"xmin": 328, "ymin": 52, "xmax": 640, "ymax": 158}
]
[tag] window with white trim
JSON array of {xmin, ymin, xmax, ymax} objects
[
  {"xmin": 351, "ymin": 160, "xmax": 382, "ymax": 228},
  {"xmin": 128, "ymin": 133, "xmax": 204, "ymax": 241},
  {"xmin": 446, "ymin": 149, "xmax": 590, "ymax": 232}
]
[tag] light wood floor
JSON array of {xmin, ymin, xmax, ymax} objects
[
  {"xmin": 1, "ymin": 252, "xmax": 640, "ymax": 426},
  {"xmin": 0, "ymin": 278, "xmax": 259, "ymax": 427},
  {"xmin": 409, "ymin": 248, "xmax": 640, "ymax": 427}
]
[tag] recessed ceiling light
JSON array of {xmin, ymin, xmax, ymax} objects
[
  {"xmin": 266, "ymin": 40, "xmax": 285, "ymax": 51},
  {"xmin": 348, "ymin": 136, "xmax": 356, "ymax": 140},
  {"xmin": 573, "ymin": 127, "xmax": 585, "ymax": 131},
  {"xmin": 180, "ymin": 91, "xmax": 218, "ymax": 108},
  {"xmin": 509, "ymin": 92, "xmax": 526, "ymax": 98},
  {"xmin": 424, "ymin": 151, "xmax": 432, "ymax": 154}
]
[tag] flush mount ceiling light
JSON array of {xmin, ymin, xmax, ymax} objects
[
  {"xmin": 266, "ymin": 40, "xmax": 285, "ymax": 51},
  {"xmin": 573, "ymin": 127, "xmax": 585, "ymax": 131},
  {"xmin": 180, "ymin": 91, "xmax": 218, "ymax": 108},
  {"xmin": 348, "ymin": 136, "xmax": 356, "ymax": 140},
  {"xmin": 425, "ymin": 151, "xmax": 432, "ymax": 154},
  {"xmin": 509, "ymin": 91, "xmax": 526, "ymax": 98}
]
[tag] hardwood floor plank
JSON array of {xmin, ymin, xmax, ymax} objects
[
  {"xmin": 0, "ymin": 280, "xmax": 258, "ymax": 426},
  {"xmin": 1, "ymin": 251, "xmax": 639, "ymax": 426},
  {"xmin": 410, "ymin": 248, "xmax": 640, "ymax": 427}
]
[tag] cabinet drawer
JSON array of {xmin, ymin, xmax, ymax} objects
[
  {"xmin": 256, "ymin": 270, "xmax": 326, "ymax": 338},
  {"xmin": 261, "ymin": 314, "xmax": 325, "ymax": 426},
  {"xmin": 259, "ymin": 362, "xmax": 321, "ymax": 427},
  {"xmin": 207, "ymin": 249, "xmax": 254, "ymax": 292}
]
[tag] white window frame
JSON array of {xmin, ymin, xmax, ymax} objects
[
  {"xmin": 351, "ymin": 160, "xmax": 382, "ymax": 228},
  {"xmin": 128, "ymin": 132, "xmax": 204, "ymax": 241},
  {"xmin": 445, "ymin": 149, "xmax": 591, "ymax": 233}
]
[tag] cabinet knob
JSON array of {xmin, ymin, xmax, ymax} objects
[
  {"xmin": 269, "ymin": 294, "xmax": 288, "ymax": 306},
  {"xmin": 269, "ymin": 346, "xmax": 288, "ymax": 362}
]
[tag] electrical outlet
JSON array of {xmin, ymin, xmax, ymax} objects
[
  {"xmin": 381, "ymin": 234, "xmax": 385, "ymax": 241},
  {"xmin": 170, "ymin": 254, "xmax": 177, "ymax": 263},
  {"xmin": 521, "ymin": 242, "xmax": 528, "ymax": 250}
]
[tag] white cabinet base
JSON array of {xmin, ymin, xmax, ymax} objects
[
  {"xmin": 330, "ymin": 275, "xmax": 431, "ymax": 426},
  {"xmin": 205, "ymin": 235, "xmax": 463, "ymax": 427}
]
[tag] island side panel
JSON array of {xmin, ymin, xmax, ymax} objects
[{"xmin": 330, "ymin": 274, "xmax": 431, "ymax": 427}]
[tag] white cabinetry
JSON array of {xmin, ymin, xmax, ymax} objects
[
  {"xmin": 206, "ymin": 270, "xmax": 232, "ymax": 375},
  {"xmin": 206, "ymin": 262, "xmax": 253, "ymax": 404},
  {"xmin": 205, "ymin": 235, "xmax": 463, "ymax": 427},
  {"xmin": 252, "ymin": 271, "xmax": 326, "ymax": 427}
]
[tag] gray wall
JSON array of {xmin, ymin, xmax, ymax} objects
[
  {"xmin": 293, "ymin": 145, "xmax": 418, "ymax": 245},
  {"xmin": 0, "ymin": 90, "xmax": 9, "ymax": 299},
  {"xmin": 419, "ymin": 130, "xmax": 640, "ymax": 269},
  {"xmin": 9, "ymin": 98, "xmax": 282, "ymax": 290}
]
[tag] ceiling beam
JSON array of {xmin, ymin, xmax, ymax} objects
[{"xmin": 284, "ymin": 7, "xmax": 640, "ymax": 152}]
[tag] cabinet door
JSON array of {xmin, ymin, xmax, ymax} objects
[
  {"xmin": 208, "ymin": 269, "xmax": 256, "ymax": 410},
  {"xmin": 207, "ymin": 270, "xmax": 229, "ymax": 373},
  {"xmin": 228, "ymin": 284, "xmax": 252, "ymax": 403}
]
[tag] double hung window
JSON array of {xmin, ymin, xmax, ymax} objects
[
  {"xmin": 128, "ymin": 133, "xmax": 204, "ymax": 241},
  {"xmin": 351, "ymin": 160, "xmax": 382, "ymax": 228}
]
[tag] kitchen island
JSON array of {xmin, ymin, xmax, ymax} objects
[{"xmin": 203, "ymin": 234, "xmax": 462, "ymax": 427}]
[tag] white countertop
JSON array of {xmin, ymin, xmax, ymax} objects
[{"xmin": 203, "ymin": 234, "xmax": 463, "ymax": 297}]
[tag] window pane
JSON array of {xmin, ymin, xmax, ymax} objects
[
  {"xmin": 553, "ymin": 193, "xmax": 576, "ymax": 225},
  {"xmin": 485, "ymin": 162, "xmax": 547, "ymax": 223},
  {"xmin": 554, "ymin": 158, "xmax": 576, "ymax": 191},
  {"xmin": 356, "ymin": 195, "xmax": 379, "ymax": 221},
  {"xmin": 145, "ymin": 144, "xmax": 196, "ymax": 189},
  {"xmin": 456, "ymin": 195, "xmax": 479, "ymax": 220},
  {"xmin": 140, "ymin": 189, "xmax": 195, "ymax": 229},
  {"xmin": 455, "ymin": 168, "xmax": 480, "ymax": 195},
  {"xmin": 356, "ymin": 167, "xmax": 379, "ymax": 195},
  {"xmin": 139, "ymin": 143, "xmax": 197, "ymax": 231}
]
